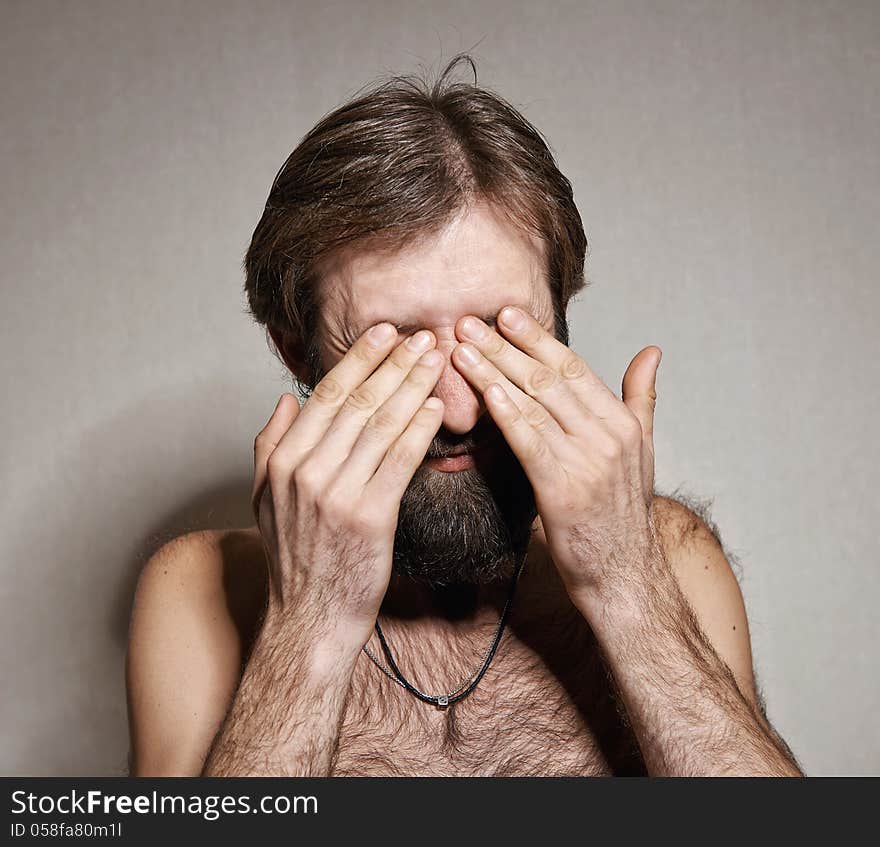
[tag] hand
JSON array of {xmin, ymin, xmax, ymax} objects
[
  {"xmin": 452, "ymin": 306, "xmax": 662, "ymax": 604},
  {"xmin": 251, "ymin": 325, "xmax": 445, "ymax": 647}
]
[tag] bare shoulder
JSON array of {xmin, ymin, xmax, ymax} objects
[
  {"xmin": 651, "ymin": 493, "xmax": 734, "ymax": 585},
  {"xmin": 651, "ymin": 494, "xmax": 759, "ymax": 707},
  {"xmin": 129, "ymin": 526, "xmax": 267, "ymax": 658},
  {"xmin": 126, "ymin": 526, "xmax": 267, "ymax": 775}
]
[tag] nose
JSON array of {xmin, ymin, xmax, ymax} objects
[{"xmin": 429, "ymin": 336, "xmax": 486, "ymax": 435}]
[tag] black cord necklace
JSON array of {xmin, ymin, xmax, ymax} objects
[{"xmin": 361, "ymin": 554, "xmax": 527, "ymax": 709}]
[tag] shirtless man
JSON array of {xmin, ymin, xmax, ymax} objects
[{"xmin": 125, "ymin": 59, "xmax": 802, "ymax": 777}]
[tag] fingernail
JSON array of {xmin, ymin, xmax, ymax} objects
[
  {"xmin": 500, "ymin": 307, "xmax": 526, "ymax": 330},
  {"xmin": 487, "ymin": 383, "xmax": 508, "ymax": 403},
  {"xmin": 406, "ymin": 330, "xmax": 433, "ymax": 352},
  {"xmin": 367, "ymin": 323, "xmax": 395, "ymax": 345},
  {"xmin": 457, "ymin": 343, "xmax": 481, "ymax": 365},
  {"xmin": 461, "ymin": 316, "xmax": 487, "ymax": 340}
]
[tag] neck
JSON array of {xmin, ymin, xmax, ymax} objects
[
  {"xmin": 381, "ymin": 569, "xmax": 514, "ymax": 628},
  {"xmin": 363, "ymin": 540, "xmax": 588, "ymax": 700},
  {"xmin": 378, "ymin": 540, "xmax": 569, "ymax": 635}
]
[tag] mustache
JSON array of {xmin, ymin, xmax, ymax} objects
[{"xmin": 426, "ymin": 420, "xmax": 504, "ymax": 460}]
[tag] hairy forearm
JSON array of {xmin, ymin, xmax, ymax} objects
[
  {"xmin": 577, "ymin": 548, "xmax": 802, "ymax": 777},
  {"xmin": 201, "ymin": 612, "xmax": 358, "ymax": 776}
]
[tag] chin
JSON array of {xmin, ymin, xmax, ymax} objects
[{"xmin": 391, "ymin": 448, "xmax": 537, "ymax": 588}]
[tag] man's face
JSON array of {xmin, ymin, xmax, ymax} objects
[{"xmin": 313, "ymin": 203, "xmax": 559, "ymax": 587}]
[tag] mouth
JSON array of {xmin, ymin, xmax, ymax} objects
[{"xmin": 425, "ymin": 435, "xmax": 501, "ymax": 472}]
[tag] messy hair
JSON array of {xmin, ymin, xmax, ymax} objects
[{"xmin": 243, "ymin": 54, "xmax": 588, "ymax": 393}]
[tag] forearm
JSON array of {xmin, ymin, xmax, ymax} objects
[
  {"xmin": 577, "ymin": 547, "xmax": 802, "ymax": 777},
  {"xmin": 201, "ymin": 612, "xmax": 359, "ymax": 776}
]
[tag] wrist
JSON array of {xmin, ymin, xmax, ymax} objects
[
  {"xmin": 257, "ymin": 603, "xmax": 364, "ymax": 681},
  {"xmin": 570, "ymin": 541, "xmax": 680, "ymax": 634}
]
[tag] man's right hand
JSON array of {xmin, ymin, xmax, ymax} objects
[{"xmin": 251, "ymin": 323, "xmax": 446, "ymax": 651}]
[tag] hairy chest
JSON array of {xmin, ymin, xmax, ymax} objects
[{"xmin": 329, "ymin": 631, "xmax": 645, "ymax": 777}]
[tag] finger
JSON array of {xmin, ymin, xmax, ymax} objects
[
  {"xmin": 452, "ymin": 336, "xmax": 584, "ymax": 439},
  {"xmin": 275, "ymin": 322, "xmax": 400, "ymax": 460},
  {"xmin": 312, "ymin": 337, "xmax": 443, "ymax": 469},
  {"xmin": 482, "ymin": 382, "xmax": 561, "ymax": 487},
  {"xmin": 337, "ymin": 348, "xmax": 448, "ymax": 486},
  {"xmin": 622, "ymin": 346, "xmax": 661, "ymax": 444},
  {"xmin": 251, "ymin": 393, "xmax": 300, "ymax": 520},
  {"xmin": 488, "ymin": 307, "xmax": 620, "ymax": 414},
  {"xmin": 367, "ymin": 397, "xmax": 445, "ymax": 504}
]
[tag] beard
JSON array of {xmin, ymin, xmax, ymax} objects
[{"xmin": 390, "ymin": 422, "xmax": 537, "ymax": 588}]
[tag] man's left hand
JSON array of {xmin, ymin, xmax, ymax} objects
[{"xmin": 453, "ymin": 306, "xmax": 663, "ymax": 606}]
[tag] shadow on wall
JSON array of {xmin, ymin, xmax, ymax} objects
[
  {"xmin": 110, "ymin": 478, "xmax": 254, "ymax": 652},
  {"xmin": 1, "ymin": 378, "xmax": 263, "ymax": 775}
]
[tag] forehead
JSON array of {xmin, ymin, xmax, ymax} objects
[{"xmin": 315, "ymin": 203, "xmax": 552, "ymax": 347}]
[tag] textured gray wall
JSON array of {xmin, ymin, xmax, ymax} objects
[{"xmin": 1, "ymin": 0, "xmax": 877, "ymax": 775}]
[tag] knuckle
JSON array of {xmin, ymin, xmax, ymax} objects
[
  {"xmin": 366, "ymin": 407, "xmax": 399, "ymax": 437},
  {"xmin": 486, "ymin": 335, "xmax": 506, "ymax": 357},
  {"xmin": 529, "ymin": 433, "xmax": 552, "ymax": 462},
  {"xmin": 500, "ymin": 397, "xmax": 523, "ymax": 423},
  {"xmin": 345, "ymin": 386, "xmax": 378, "ymax": 412},
  {"xmin": 598, "ymin": 436, "xmax": 623, "ymax": 461},
  {"xmin": 408, "ymin": 365, "xmax": 439, "ymax": 392},
  {"xmin": 316, "ymin": 487, "xmax": 347, "ymax": 521},
  {"xmin": 292, "ymin": 461, "xmax": 322, "ymax": 497},
  {"xmin": 313, "ymin": 376, "xmax": 345, "ymax": 404},
  {"xmin": 524, "ymin": 325, "xmax": 544, "ymax": 347},
  {"xmin": 416, "ymin": 401, "xmax": 443, "ymax": 423},
  {"xmin": 526, "ymin": 365, "xmax": 559, "ymax": 394},
  {"xmin": 265, "ymin": 449, "xmax": 289, "ymax": 479},
  {"xmin": 561, "ymin": 354, "xmax": 588, "ymax": 380},
  {"xmin": 350, "ymin": 341, "xmax": 378, "ymax": 365},
  {"xmin": 523, "ymin": 400, "xmax": 550, "ymax": 430},
  {"xmin": 384, "ymin": 349, "xmax": 410, "ymax": 373},
  {"xmin": 386, "ymin": 440, "xmax": 416, "ymax": 469}
]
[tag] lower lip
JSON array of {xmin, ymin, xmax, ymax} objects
[
  {"xmin": 425, "ymin": 438, "xmax": 496, "ymax": 471},
  {"xmin": 427, "ymin": 453, "xmax": 476, "ymax": 472}
]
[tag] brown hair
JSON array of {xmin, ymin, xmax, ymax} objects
[{"xmin": 243, "ymin": 55, "xmax": 588, "ymax": 392}]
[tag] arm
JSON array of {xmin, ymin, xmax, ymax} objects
[
  {"xmin": 201, "ymin": 608, "xmax": 360, "ymax": 776},
  {"xmin": 578, "ymin": 496, "xmax": 801, "ymax": 776}
]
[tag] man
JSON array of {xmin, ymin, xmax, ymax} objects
[{"xmin": 126, "ymin": 57, "xmax": 802, "ymax": 776}]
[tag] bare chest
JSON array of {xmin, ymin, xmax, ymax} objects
[{"xmin": 330, "ymin": 627, "xmax": 644, "ymax": 777}]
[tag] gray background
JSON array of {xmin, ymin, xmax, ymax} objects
[{"xmin": 1, "ymin": 0, "xmax": 877, "ymax": 776}]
